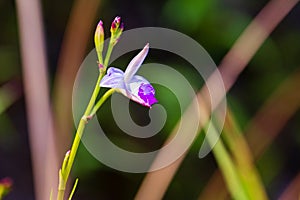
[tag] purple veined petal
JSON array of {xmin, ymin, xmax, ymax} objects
[
  {"xmin": 137, "ymin": 83, "xmax": 158, "ymax": 107},
  {"xmin": 124, "ymin": 75, "xmax": 158, "ymax": 107},
  {"xmin": 124, "ymin": 43, "xmax": 149, "ymax": 83},
  {"xmin": 130, "ymin": 75, "xmax": 149, "ymax": 83},
  {"xmin": 100, "ymin": 67, "xmax": 126, "ymax": 89},
  {"xmin": 107, "ymin": 67, "xmax": 124, "ymax": 76}
]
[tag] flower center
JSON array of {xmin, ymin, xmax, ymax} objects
[{"xmin": 138, "ymin": 83, "xmax": 158, "ymax": 106}]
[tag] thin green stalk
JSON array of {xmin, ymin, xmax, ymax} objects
[
  {"xmin": 56, "ymin": 75, "xmax": 101, "ymax": 200},
  {"xmin": 63, "ymin": 88, "xmax": 115, "ymax": 182},
  {"xmin": 90, "ymin": 88, "xmax": 115, "ymax": 117},
  {"xmin": 56, "ymin": 20, "xmax": 122, "ymax": 199},
  {"xmin": 83, "ymin": 74, "xmax": 103, "ymax": 117},
  {"xmin": 68, "ymin": 178, "xmax": 79, "ymax": 200},
  {"xmin": 97, "ymin": 51, "xmax": 103, "ymax": 66},
  {"xmin": 0, "ymin": 187, "xmax": 4, "ymax": 200},
  {"xmin": 206, "ymin": 124, "xmax": 249, "ymax": 200},
  {"xmin": 56, "ymin": 88, "xmax": 114, "ymax": 200},
  {"xmin": 222, "ymin": 110, "xmax": 268, "ymax": 200},
  {"xmin": 57, "ymin": 43, "xmax": 115, "ymax": 199},
  {"xmin": 103, "ymin": 41, "xmax": 114, "ymax": 69}
]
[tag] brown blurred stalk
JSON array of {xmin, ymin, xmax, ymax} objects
[
  {"xmin": 246, "ymin": 70, "xmax": 300, "ymax": 158},
  {"xmin": 134, "ymin": 0, "xmax": 299, "ymax": 199},
  {"xmin": 279, "ymin": 173, "xmax": 300, "ymax": 200},
  {"xmin": 15, "ymin": 0, "xmax": 58, "ymax": 199}
]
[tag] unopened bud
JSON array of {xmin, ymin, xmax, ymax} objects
[
  {"xmin": 110, "ymin": 16, "xmax": 121, "ymax": 32},
  {"xmin": 110, "ymin": 16, "xmax": 123, "ymax": 46},
  {"xmin": 94, "ymin": 20, "xmax": 104, "ymax": 54}
]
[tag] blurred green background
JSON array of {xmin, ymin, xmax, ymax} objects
[{"xmin": 0, "ymin": 0, "xmax": 299, "ymax": 199}]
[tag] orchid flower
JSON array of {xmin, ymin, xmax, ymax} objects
[{"xmin": 100, "ymin": 43, "xmax": 158, "ymax": 107}]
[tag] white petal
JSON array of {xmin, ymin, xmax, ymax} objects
[
  {"xmin": 124, "ymin": 43, "xmax": 149, "ymax": 83},
  {"xmin": 127, "ymin": 75, "xmax": 150, "ymax": 95},
  {"xmin": 100, "ymin": 67, "xmax": 125, "ymax": 89}
]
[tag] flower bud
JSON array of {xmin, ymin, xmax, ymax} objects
[
  {"xmin": 94, "ymin": 20, "xmax": 104, "ymax": 64},
  {"xmin": 110, "ymin": 16, "xmax": 121, "ymax": 32},
  {"xmin": 110, "ymin": 16, "xmax": 123, "ymax": 46},
  {"xmin": 61, "ymin": 150, "xmax": 71, "ymax": 171}
]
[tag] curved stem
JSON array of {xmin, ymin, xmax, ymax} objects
[
  {"xmin": 64, "ymin": 88, "xmax": 114, "ymax": 181},
  {"xmin": 56, "ymin": 87, "xmax": 114, "ymax": 200},
  {"xmin": 207, "ymin": 124, "xmax": 249, "ymax": 200},
  {"xmin": 89, "ymin": 88, "xmax": 115, "ymax": 117},
  {"xmin": 68, "ymin": 178, "xmax": 79, "ymax": 200},
  {"xmin": 56, "ymin": 30, "xmax": 117, "ymax": 200},
  {"xmin": 103, "ymin": 41, "xmax": 114, "ymax": 69},
  {"xmin": 56, "ymin": 75, "xmax": 101, "ymax": 200}
]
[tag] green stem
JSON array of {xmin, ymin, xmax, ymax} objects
[
  {"xmin": 0, "ymin": 187, "xmax": 4, "ymax": 200},
  {"xmin": 57, "ymin": 170, "xmax": 64, "ymax": 200},
  {"xmin": 56, "ymin": 34, "xmax": 116, "ymax": 200},
  {"xmin": 222, "ymin": 111, "xmax": 268, "ymax": 200},
  {"xmin": 68, "ymin": 178, "xmax": 79, "ymax": 200},
  {"xmin": 206, "ymin": 124, "xmax": 249, "ymax": 200},
  {"xmin": 84, "ymin": 74, "xmax": 102, "ymax": 117},
  {"xmin": 97, "ymin": 51, "xmax": 103, "ymax": 65},
  {"xmin": 64, "ymin": 88, "xmax": 114, "ymax": 181},
  {"xmin": 89, "ymin": 88, "xmax": 115, "ymax": 117},
  {"xmin": 103, "ymin": 41, "xmax": 114, "ymax": 69},
  {"xmin": 56, "ymin": 188, "xmax": 64, "ymax": 200},
  {"xmin": 56, "ymin": 88, "xmax": 114, "ymax": 200}
]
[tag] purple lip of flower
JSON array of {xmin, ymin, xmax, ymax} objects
[
  {"xmin": 138, "ymin": 83, "xmax": 158, "ymax": 107},
  {"xmin": 100, "ymin": 43, "xmax": 158, "ymax": 107}
]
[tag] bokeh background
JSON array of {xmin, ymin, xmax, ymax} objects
[{"xmin": 0, "ymin": 0, "xmax": 299, "ymax": 199}]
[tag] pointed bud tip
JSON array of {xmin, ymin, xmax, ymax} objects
[
  {"xmin": 95, "ymin": 20, "xmax": 104, "ymax": 54},
  {"xmin": 66, "ymin": 150, "xmax": 70, "ymax": 156},
  {"xmin": 114, "ymin": 16, "xmax": 121, "ymax": 23},
  {"xmin": 111, "ymin": 16, "xmax": 122, "ymax": 31},
  {"xmin": 95, "ymin": 20, "xmax": 104, "ymax": 36}
]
